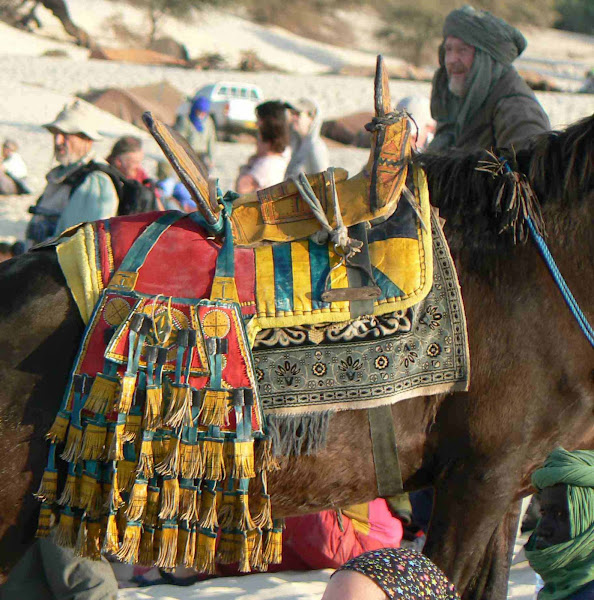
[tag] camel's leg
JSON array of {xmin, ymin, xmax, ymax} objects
[
  {"xmin": 424, "ymin": 461, "xmax": 521, "ymax": 600},
  {"xmin": 466, "ymin": 501, "xmax": 521, "ymax": 599}
]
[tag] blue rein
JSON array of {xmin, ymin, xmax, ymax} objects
[
  {"xmin": 525, "ymin": 215, "xmax": 594, "ymax": 348},
  {"xmin": 500, "ymin": 159, "xmax": 594, "ymax": 348}
]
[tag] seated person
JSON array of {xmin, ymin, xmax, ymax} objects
[
  {"xmin": 236, "ymin": 101, "xmax": 290, "ymax": 194},
  {"xmin": 1, "ymin": 139, "xmax": 29, "ymax": 195},
  {"xmin": 322, "ymin": 547, "xmax": 459, "ymax": 600},
  {"xmin": 525, "ymin": 447, "xmax": 594, "ymax": 600},
  {"xmin": 106, "ymin": 136, "xmax": 148, "ymax": 183},
  {"xmin": 279, "ymin": 498, "xmax": 404, "ymax": 571}
]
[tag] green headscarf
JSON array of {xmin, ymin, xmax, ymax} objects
[
  {"xmin": 525, "ymin": 448, "xmax": 594, "ymax": 600},
  {"xmin": 429, "ymin": 5, "xmax": 527, "ymax": 151}
]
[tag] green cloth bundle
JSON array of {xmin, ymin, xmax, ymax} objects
[{"xmin": 525, "ymin": 448, "xmax": 594, "ymax": 600}]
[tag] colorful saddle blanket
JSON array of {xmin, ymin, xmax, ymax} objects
[{"xmin": 58, "ymin": 166, "xmax": 432, "ymax": 334}]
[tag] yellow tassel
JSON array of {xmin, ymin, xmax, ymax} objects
[
  {"xmin": 248, "ymin": 528, "xmax": 263, "ymax": 571},
  {"xmin": 58, "ymin": 472, "xmax": 80, "ymax": 507},
  {"xmin": 145, "ymin": 485, "xmax": 160, "ymax": 528},
  {"xmin": 176, "ymin": 526, "xmax": 189, "ymax": 566},
  {"xmin": 125, "ymin": 480, "xmax": 148, "ymax": 521},
  {"xmin": 61, "ymin": 424, "xmax": 83, "ymax": 462},
  {"xmin": 234, "ymin": 492, "xmax": 255, "ymax": 531},
  {"xmin": 116, "ymin": 373, "xmax": 136, "ymax": 414},
  {"xmin": 84, "ymin": 373, "xmax": 119, "ymax": 415},
  {"xmin": 46, "ymin": 412, "xmax": 70, "ymax": 444},
  {"xmin": 86, "ymin": 521, "xmax": 103, "ymax": 560},
  {"xmin": 263, "ymin": 529, "xmax": 283, "ymax": 565},
  {"xmin": 252, "ymin": 493, "xmax": 273, "ymax": 530},
  {"xmin": 124, "ymin": 413, "xmax": 142, "ymax": 444},
  {"xmin": 137, "ymin": 438, "xmax": 154, "ymax": 479},
  {"xmin": 183, "ymin": 526, "xmax": 197, "ymax": 568},
  {"xmin": 116, "ymin": 459, "xmax": 137, "ymax": 493},
  {"xmin": 144, "ymin": 385, "xmax": 162, "ymax": 430},
  {"xmin": 225, "ymin": 440, "xmax": 256, "ymax": 480},
  {"xmin": 79, "ymin": 423, "xmax": 107, "ymax": 461},
  {"xmin": 139, "ymin": 527, "xmax": 154, "ymax": 566},
  {"xmin": 156, "ymin": 435, "xmax": 180, "ymax": 477},
  {"xmin": 34, "ymin": 469, "xmax": 58, "ymax": 503},
  {"xmin": 103, "ymin": 513, "xmax": 120, "ymax": 554},
  {"xmin": 108, "ymin": 472, "xmax": 125, "ymax": 511},
  {"xmin": 54, "ymin": 511, "xmax": 76, "ymax": 548},
  {"xmin": 152, "ymin": 435, "xmax": 171, "ymax": 465},
  {"xmin": 79, "ymin": 476, "xmax": 103, "ymax": 519},
  {"xmin": 179, "ymin": 486, "xmax": 199, "ymax": 523},
  {"xmin": 255, "ymin": 437, "xmax": 280, "ymax": 472},
  {"xmin": 217, "ymin": 491, "xmax": 236, "ymax": 530},
  {"xmin": 164, "ymin": 385, "xmax": 192, "ymax": 428},
  {"xmin": 194, "ymin": 529, "xmax": 217, "ymax": 574},
  {"xmin": 199, "ymin": 389, "xmax": 229, "ymax": 427},
  {"xmin": 35, "ymin": 503, "xmax": 54, "ymax": 538},
  {"xmin": 216, "ymin": 530, "xmax": 240, "ymax": 565},
  {"xmin": 108, "ymin": 423, "xmax": 126, "ymax": 461},
  {"xmin": 155, "ymin": 523, "xmax": 178, "ymax": 570},
  {"xmin": 202, "ymin": 438, "xmax": 226, "ymax": 481},
  {"xmin": 238, "ymin": 532, "xmax": 251, "ymax": 573},
  {"xmin": 74, "ymin": 519, "xmax": 88, "ymax": 557},
  {"xmin": 198, "ymin": 486, "xmax": 218, "ymax": 529},
  {"xmin": 158, "ymin": 478, "xmax": 179, "ymax": 520},
  {"xmin": 116, "ymin": 522, "xmax": 142, "ymax": 563},
  {"xmin": 180, "ymin": 440, "xmax": 203, "ymax": 480}
]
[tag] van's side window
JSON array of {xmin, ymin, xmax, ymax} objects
[
  {"xmin": 231, "ymin": 87, "xmax": 238, "ymax": 97},
  {"xmin": 250, "ymin": 90, "xmax": 259, "ymax": 100},
  {"xmin": 240, "ymin": 88, "xmax": 248, "ymax": 98},
  {"xmin": 219, "ymin": 86, "xmax": 228, "ymax": 96}
]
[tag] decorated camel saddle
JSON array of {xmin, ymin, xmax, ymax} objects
[{"xmin": 35, "ymin": 57, "xmax": 469, "ymax": 574}]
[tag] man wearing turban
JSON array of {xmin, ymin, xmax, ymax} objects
[
  {"xmin": 427, "ymin": 5, "xmax": 550, "ymax": 152},
  {"xmin": 525, "ymin": 448, "xmax": 594, "ymax": 600}
]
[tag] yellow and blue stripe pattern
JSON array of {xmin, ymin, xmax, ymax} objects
[{"xmin": 252, "ymin": 166, "xmax": 433, "ymax": 330}]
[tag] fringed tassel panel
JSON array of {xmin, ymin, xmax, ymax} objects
[
  {"xmin": 84, "ymin": 374, "xmax": 119, "ymax": 415},
  {"xmin": 199, "ymin": 390, "xmax": 229, "ymax": 427},
  {"xmin": 155, "ymin": 522, "xmax": 178, "ymax": 570},
  {"xmin": 194, "ymin": 529, "xmax": 217, "ymax": 574}
]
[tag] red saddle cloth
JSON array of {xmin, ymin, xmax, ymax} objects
[{"xmin": 94, "ymin": 212, "xmax": 257, "ymax": 316}]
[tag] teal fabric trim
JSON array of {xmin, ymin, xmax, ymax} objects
[
  {"xmin": 213, "ymin": 209, "xmax": 235, "ymax": 280},
  {"xmin": 309, "ymin": 239, "xmax": 331, "ymax": 310},
  {"xmin": 371, "ymin": 266, "xmax": 405, "ymax": 301},
  {"xmin": 272, "ymin": 244, "xmax": 294, "ymax": 313}
]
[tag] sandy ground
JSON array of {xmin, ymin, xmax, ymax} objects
[{"xmin": 113, "ymin": 535, "xmax": 537, "ymax": 599}]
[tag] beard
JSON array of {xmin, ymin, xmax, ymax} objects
[{"xmin": 447, "ymin": 75, "xmax": 467, "ymax": 97}]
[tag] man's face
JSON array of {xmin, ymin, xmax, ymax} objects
[
  {"xmin": 532, "ymin": 484, "xmax": 572, "ymax": 550},
  {"xmin": 2, "ymin": 145, "xmax": 12, "ymax": 160},
  {"xmin": 444, "ymin": 36, "xmax": 476, "ymax": 97},
  {"xmin": 54, "ymin": 132, "xmax": 92, "ymax": 165},
  {"xmin": 114, "ymin": 150, "xmax": 144, "ymax": 180}
]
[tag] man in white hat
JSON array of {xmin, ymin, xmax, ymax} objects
[
  {"xmin": 395, "ymin": 96, "xmax": 436, "ymax": 151},
  {"xmin": 26, "ymin": 100, "xmax": 119, "ymax": 245}
]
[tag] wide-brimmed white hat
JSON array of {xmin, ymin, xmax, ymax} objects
[{"xmin": 43, "ymin": 100, "xmax": 102, "ymax": 141}]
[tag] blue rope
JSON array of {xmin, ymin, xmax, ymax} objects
[
  {"xmin": 499, "ymin": 158, "xmax": 593, "ymax": 348},
  {"xmin": 525, "ymin": 215, "xmax": 594, "ymax": 348}
]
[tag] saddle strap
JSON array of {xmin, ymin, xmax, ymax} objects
[
  {"xmin": 368, "ymin": 404, "xmax": 403, "ymax": 497},
  {"xmin": 108, "ymin": 211, "xmax": 186, "ymax": 291}
]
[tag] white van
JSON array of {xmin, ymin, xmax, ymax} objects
[{"xmin": 191, "ymin": 81, "xmax": 264, "ymax": 134}]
